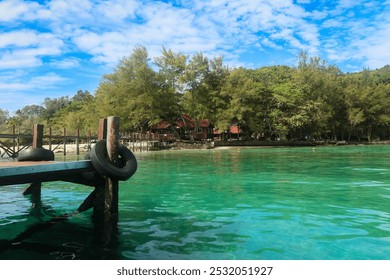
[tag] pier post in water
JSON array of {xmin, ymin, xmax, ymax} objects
[
  {"xmin": 105, "ymin": 116, "xmax": 120, "ymax": 220},
  {"xmin": 92, "ymin": 117, "xmax": 120, "ymax": 244},
  {"xmin": 23, "ymin": 124, "xmax": 44, "ymax": 200},
  {"xmin": 75, "ymin": 128, "xmax": 80, "ymax": 156}
]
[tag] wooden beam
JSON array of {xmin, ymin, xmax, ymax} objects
[
  {"xmin": 28, "ymin": 124, "xmax": 44, "ymax": 199},
  {"xmin": 105, "ymin": 116, "xmax": 120, "ymax": 219},
  {"xmin": 98, "ymin": 118, "xmax": 107, "ymax": 140},
  {"xmin": 32, "ymin": 124, "xmax": 44, "ymax": 149},
  {"xmin": 0, "ymin": 134, "xmax": 31, "ymax": 139},
  {"xmin": 0, "ymin": 160, "xmax": 93, "ymax": 186}
]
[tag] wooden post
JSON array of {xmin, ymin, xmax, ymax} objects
[
  {"xmin": 16, "ymin": 127, "xmax": 20, "ymax": 156},
  {"xmin": 24, "ymin": 124, "xmax": 44, "ymax": 201},
  {"xmin": 48, "ymin": 127, "xmax": 52, "ymax": 151},
  {"xmin": 32, "ymin": 124, "xmax": 43, "ymax": 149},
  {"xmin": 87, "ymin": 129, "xmax": 92, "ymax": 151},
  {"xmin": 91, "ymin": 117, "xmax": 119, "ymax": 246},
  {"xmin": 75, "ymin": 128, "xmax": 80, "ymax": 155},
  {"xmin": 98, "ymin": 118, "xmax": 107, "ymax": 141},
  {"xmin": 63, "ymin": 127, "xmax": 66, "ymax": 156},
  {"xmin": 12, "ymin": 125, "xmax": 16, "ymax": 156},
  {"xmin": 132, "ymin": 132, "xmax": 135, "ymax": 151},
  {"xmin": 105, "ymin": 116, "xmax": 120, "ymax": 219},
  {"xmin": 147, "ymin": 132, "xmax": 149, "ymax": 151}
]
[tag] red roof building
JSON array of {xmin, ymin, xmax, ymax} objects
[{"xmin": 150, "ymin": 115, "xmax": 213, "ymax": 141}]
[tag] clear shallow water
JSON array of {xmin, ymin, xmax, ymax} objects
[{"xmin": 0, "ymin": 146, "xmax": 389, "ymax": 259}]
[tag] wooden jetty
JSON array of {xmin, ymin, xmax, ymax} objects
[
  {"xmin": 0, "ymin": 125, "xmax": 157, "ymax": 158},
  {"xmin": 0, "ymin": 160, "xmax": 92, "ymax": 186},
  {"xmin": 0, "ymin": 116, "xmax": 137, "ymax": 245},
  {"xmin": 0, "ymin": 125, "xmax": 94, "ymax": 158}
]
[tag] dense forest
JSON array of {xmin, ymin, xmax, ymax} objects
[{"xmin": 1, "ymin": 47, "xmax": 390, "ymax": 142}]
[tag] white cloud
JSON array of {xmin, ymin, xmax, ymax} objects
[
  {"xmin": 0, "ymin": 0, "xmax": 322, "ymax": 70},
  {"xmin": 46, "ymin": 0, "xmax": 93, "ymax": 20},
  {"xmin": 0, "ymin": 71, "xmax": 68, "ymax": 112},
  {"xmin": 353, "ymin": 21, "xmax": 390, "ymax": 69},
  {"xmin": 337, "ymin": 0, "xmax": 364, "ymax": 9},
  {"xmin": 0, "ymin": 52, "xmax": 42, "ymax": 68},
  {"xmin": 0, "ymin": 30, "xmax": 41, "ymax": 48},
  {"xmin": 0, "ymin": 72, "xmax": 66, "ymax": 91},
  {"xmin": 0, "ymin": 0, "xmax": 38, "ymax": 22},
  {"xmin": 72, "ymin": 30, "xmax": 133, "ymax": 65},
  {"xmin": 50, "ymin": 58, "xmax": 80, "ymax": 69},
  {"xmin": 322, "ymin": 18, "xmax": 342, "ymax": 28},
  {"xmin": 95, "ymin": 0, "xmax": 139, "ymax": 22},
  {"xmin": 319, "ymin": 0, "xmax": 390, "ymax": 71},
  {"xmin": 30, "ymin": 73, "xmax": 67, "ymax": 89},
  {"xmin": 0, "ymin": 0, "xmax": 389, "ymax": 113},
  {"xmin": 310, "ymin": 10, "xmax": 328, "ymax": 20},
  {"xmin": 0, "ymin": 31, "xmax": 64, "ymax": 69}
]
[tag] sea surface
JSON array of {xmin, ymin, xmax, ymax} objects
[{"xmin": 0, "ymin": 145, "xmax": 389, "ymax": 259}]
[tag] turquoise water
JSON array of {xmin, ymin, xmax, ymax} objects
[{"xmin": 0, "ymin": 146, "xmax": 389, "ymax": 259}]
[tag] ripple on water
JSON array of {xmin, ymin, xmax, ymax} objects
[{"xmin": 2, "ymin": 147, "xmax": 390, "ymax": 259}]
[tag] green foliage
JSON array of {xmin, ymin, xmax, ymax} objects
[
  {"xmin": 1, "ymin": 48, "xmax": 389, "ymax": 142},
  {"xmin": 95, "ymin": 46, "xmax": 159, "ymax": 131},
  {"xmin": 154, "ymin": 47, "xmax": 187, "ymax": 126},
  {"xmin": 0, "ymin": 109, "xmax": 9, "ymax": 132},
  {"xmin": 48, "ymin": 90, "xmax": 97, "ymax": 135},
  {"xmin": 7, "ymin": 105, "xmax": 45, "ymax": 134}
]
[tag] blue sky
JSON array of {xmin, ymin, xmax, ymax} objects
[{"xmin": 0, "ymin": 0, "xmax": 389, "ymax": 114}]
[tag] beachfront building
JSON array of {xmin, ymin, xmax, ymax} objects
[
  {"xmin": 213, "ymin": 125, "xmax": 243, "ymax": 141},
  {"xmin": 149, "ymin": 114, "xmax": 213, "ymax": 142}
]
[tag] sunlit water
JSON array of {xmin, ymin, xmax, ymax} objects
[{"xmin": 1, "ymin": 146, "xmax": 389, "ymax": 259}]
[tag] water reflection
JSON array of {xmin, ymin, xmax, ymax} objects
[
  {"xmin": 0, "ymin": 187, "xmax": 122, "ymax": 260},
  {"xmin": 1, "ymin": 146, "xmax": 390, "ymax": 259}
]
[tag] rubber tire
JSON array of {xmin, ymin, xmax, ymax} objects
[
  {"xmin": 18, "ymin": 148, "xmax": 55, "ymax": 162},
  {"xmin": 90, "ymin": 140, "xmax": 137, "ymax": 181}
]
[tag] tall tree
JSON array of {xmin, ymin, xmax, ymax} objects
[
  {"xmin": 9, "ymin": 105, "xmax": 45, "ymax": 133},
  {"xmin": 154, "ymin": 47, "xmax": 187, "ymax": 135},
  {"xmin": 204, "ymin": 55, "xmax": 229, "ymax": 124},
  {"xmin": 49, "ymin": 90, "xmax": 97, "ymax": 134},
  {"xmin": 42, "ymin": 96, "xmax": 71, "ymax": 123},
  {"xmin": 0, "ymin": 109, "xmax": 9, "ymax": 132},
  {"xmin": 182, "ymin": 52, "xmax": 210, "ymax": 136},
  {"xmin": 96, "ymin": 46, "xmax": 159, "ymax": 131},
  {"xmin": 295, "ymin": 51, "xmax": 345, "ymax": 140}
]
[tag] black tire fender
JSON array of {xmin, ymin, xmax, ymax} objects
[
  {"xmin": 90, "ymin": 140, "xmax": 137, "ymax": 181},
  {"xmin": 18, "ymin": 148, "xmax": 55, "ymax": 162}
]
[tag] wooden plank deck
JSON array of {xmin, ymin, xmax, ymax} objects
[{"xmin": 0, "ymin": 160, "xmax": 93, "ymax": 186}]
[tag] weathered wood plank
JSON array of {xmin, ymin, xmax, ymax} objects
[
  {"xmin": 0, "ymin": 160, "xmax": 93, "ymax": 186},
  {"xmin": 0, "ymin": 134, "xmax": 31, "ymax": 139}
]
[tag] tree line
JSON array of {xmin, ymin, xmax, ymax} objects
[{"xmin": 1, "ymin": 47, "xmax": 390, "ymax": 142}]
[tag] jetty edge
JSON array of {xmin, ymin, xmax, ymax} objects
[{"xmin": 0, "ymin": 116, "xmax": 137, "ymax": 228}]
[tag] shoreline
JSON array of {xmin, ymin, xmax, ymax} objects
[{"xmin": 1, "ymin": 140, "xmax": 389, "ymax": 159}]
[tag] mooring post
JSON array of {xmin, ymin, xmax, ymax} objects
[
  {"xmin": 12, "ymin": 125, "xmax": 16, "ymax": 156},
  {"xmin": 32, "ymin": 124, "xmax": 43, "ymax": 149},
  {"xmin": 105, "ymin": 116, "xmax": 120, "ymax": 220},
  {"xmin": 63, "ymin": 127, "xmax": 67, "ymax": 156},
  {"xmin": 87, "ymin": 129, "xmax": 92, "ymax": 151},
  {"xmin": 23, "ymin": 124, "xmax": 44, "ymax": 200},
  {"xmin": 98, "ymin": 118, "xmax": 107, "ymax": 140},
  {"xmin": 92, "ymin": 117, "xmax": 120, "ymax": 245},
  {"xmin": 75, "ymin": 128, "xmax": 80, "ymax": 155},
  {"xmin": 48, "ymin": 126, "xmax": 52, "ymax": 151}
]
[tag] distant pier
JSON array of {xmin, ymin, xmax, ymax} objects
[{"xmin": 0, "ymin": 125, "xmax": 95, "ymax": 158}]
